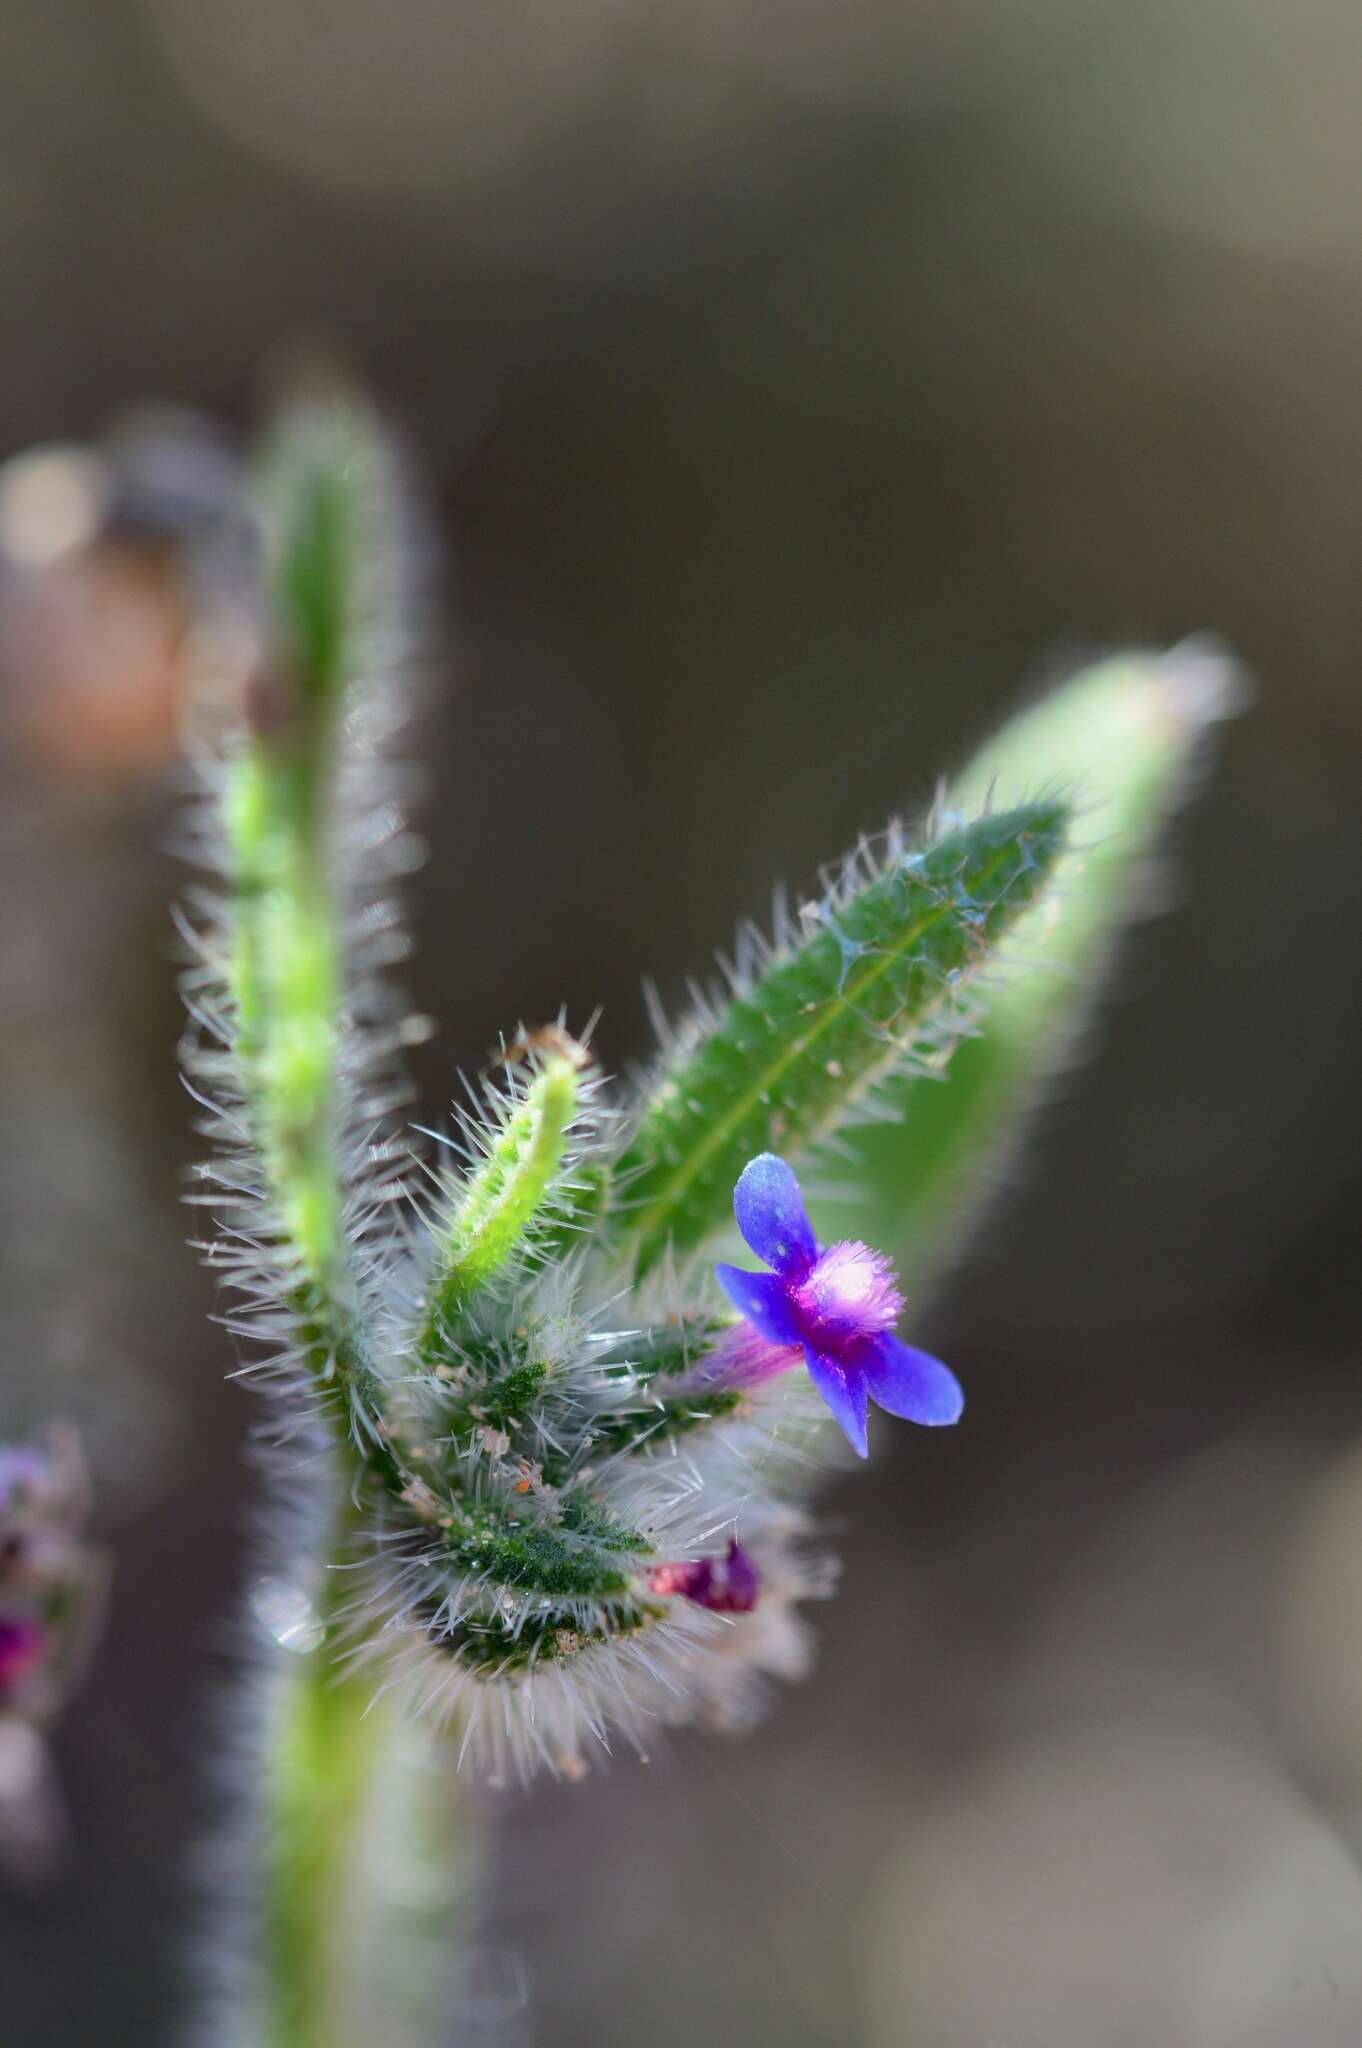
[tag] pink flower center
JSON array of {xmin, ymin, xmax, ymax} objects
[
  {"xmin": 793, "ymin": 1239, "xmax": 903, "ymax": 1346},
  {"xmin": 0, "ymin": 1614, "xmax": 44, "ymax": 1693}
]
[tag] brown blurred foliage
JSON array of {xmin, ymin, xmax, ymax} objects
[{"xmin": 2, "ymin": 4, "xmax": 1362, "ymax": 2043}]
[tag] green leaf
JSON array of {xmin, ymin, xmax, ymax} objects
[
  {"xmin": 259, "ymin": 394, "xmax": 384, "ymax": 712},
  {"xmin": 202, "ymin": 389, "xmax": 405, "ymax": 1457},
  {"xmin": 610, "ymin": 799, "xmax": 1072, "ymax": 1277},
  {"xmin": 837, "ymin": 646, "xmax": 1243, "ymax": 1287}
]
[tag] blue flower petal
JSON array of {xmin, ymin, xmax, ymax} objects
[
  {"xmin": 714, "ymin": 1264, "xmax": 803, "ymax": 1346},
  {"xmin": 860, "ymin": 1333, "xmax": 963, "ymax": 1427},
  {"xmin": 804, "ymin": 1346, "xmax": 870, "ymax": 1458},
  {"xmin": 733, "ymin": 1153, "xmax": 818, "ymax": 1278}
]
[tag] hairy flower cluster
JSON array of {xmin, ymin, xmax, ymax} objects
[
  {"xmin": 175, "ymin": 398, "xmax": 1071, "ymax": 1786},
  {"xmin": 182, "ymin": 779, "xmax": 1048, "ymax": 1779},
  {"xmin": 331, "ymin": 1113, "xmax": 844, "ymax": 1780}
]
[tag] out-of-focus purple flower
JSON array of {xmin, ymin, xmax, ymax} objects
[
  {"xmin": 0, "ymin": 1615, "xmax": 44, "ymax": 1697},
  {"xmin": 0, "ymin": 1449, "xmax": 49, "ymax": 1517},
  {"xmin": 714, "ymin": 1152, "xmax": 962, "ymax": 1458},
  {"xmin": 647, "ymin": 1539, "xmax": 761, "ymax": 1614},
  {"xmin": 0, "ymin": 1428, "xmax": 106, "ymax": 1728},
  {"xmin": 0, "ymin": 1427, "xmax": 88, "ymax": 1526}
]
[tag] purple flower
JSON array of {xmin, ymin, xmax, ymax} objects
[
  {"xmin": 647, "ymin": 1539, "xmax": 761, "ymax": 1614},
  {"xmin": 714, "ymin": 1152, "xmax": 963, "ymax": 1458},
  {"xmin": 0, "ymin": 1447, "xmax": 47, "ymax": 1517},
  {"xmin": 0, "ymin": 1614, "xmax": 44, "ymax": 1696}
]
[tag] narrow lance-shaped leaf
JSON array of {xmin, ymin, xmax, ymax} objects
[
  {"xmin": 834, "ymin": 645, "xmax": 1244, "ymax": 1288},
  {"xmin": 611, "ymin": 800, "xmax": 1071, "ymax": 1277},
  {"xmin": 212, "ymin": 397, "xmax": 397, "ymax": 1432}
]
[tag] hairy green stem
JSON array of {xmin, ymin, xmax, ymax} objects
[
  {"xmin": 217, "ymin": 408, "xmax": 474, "ymax": 2048},
  {"xmin": 262, "ymin": 1626, "xmax": 379, "ymax": 2048},
  {"xmin": 259, "ymin": 1543, "xmax": 479, "ymax": 2048}
]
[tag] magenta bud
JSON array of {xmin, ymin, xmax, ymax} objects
[
  {"xmin": 647, "ymin": 1538, "xmax": 760, "ymax": 1614},
  {"xmin": 0, "ymin": 1614, "xmax": 45, "ymax": 1695}
]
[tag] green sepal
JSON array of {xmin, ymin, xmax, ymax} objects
[
  {"xmin": 440, "ymin": 1513, "xmax": 639, "ymax": 1601},
  {"xmin": 591, "ymin": 1315, "xmax": 731, "ymax": 1383},
  {"xmin": 418, "ymin": 1036, "xmax": 586, "ymax": 1360},
  {"xmin": 586, "ymin": 1386, "xmax": 745, "ymax": 1460},
  {"xmin": 419, "ymin": 1596, "xmax": 664, "ymax": 1680}
]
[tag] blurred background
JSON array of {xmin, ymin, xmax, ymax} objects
[{"xmin": 3, "ymin": 2, "xmax": 1362, "ymax": 2042}]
